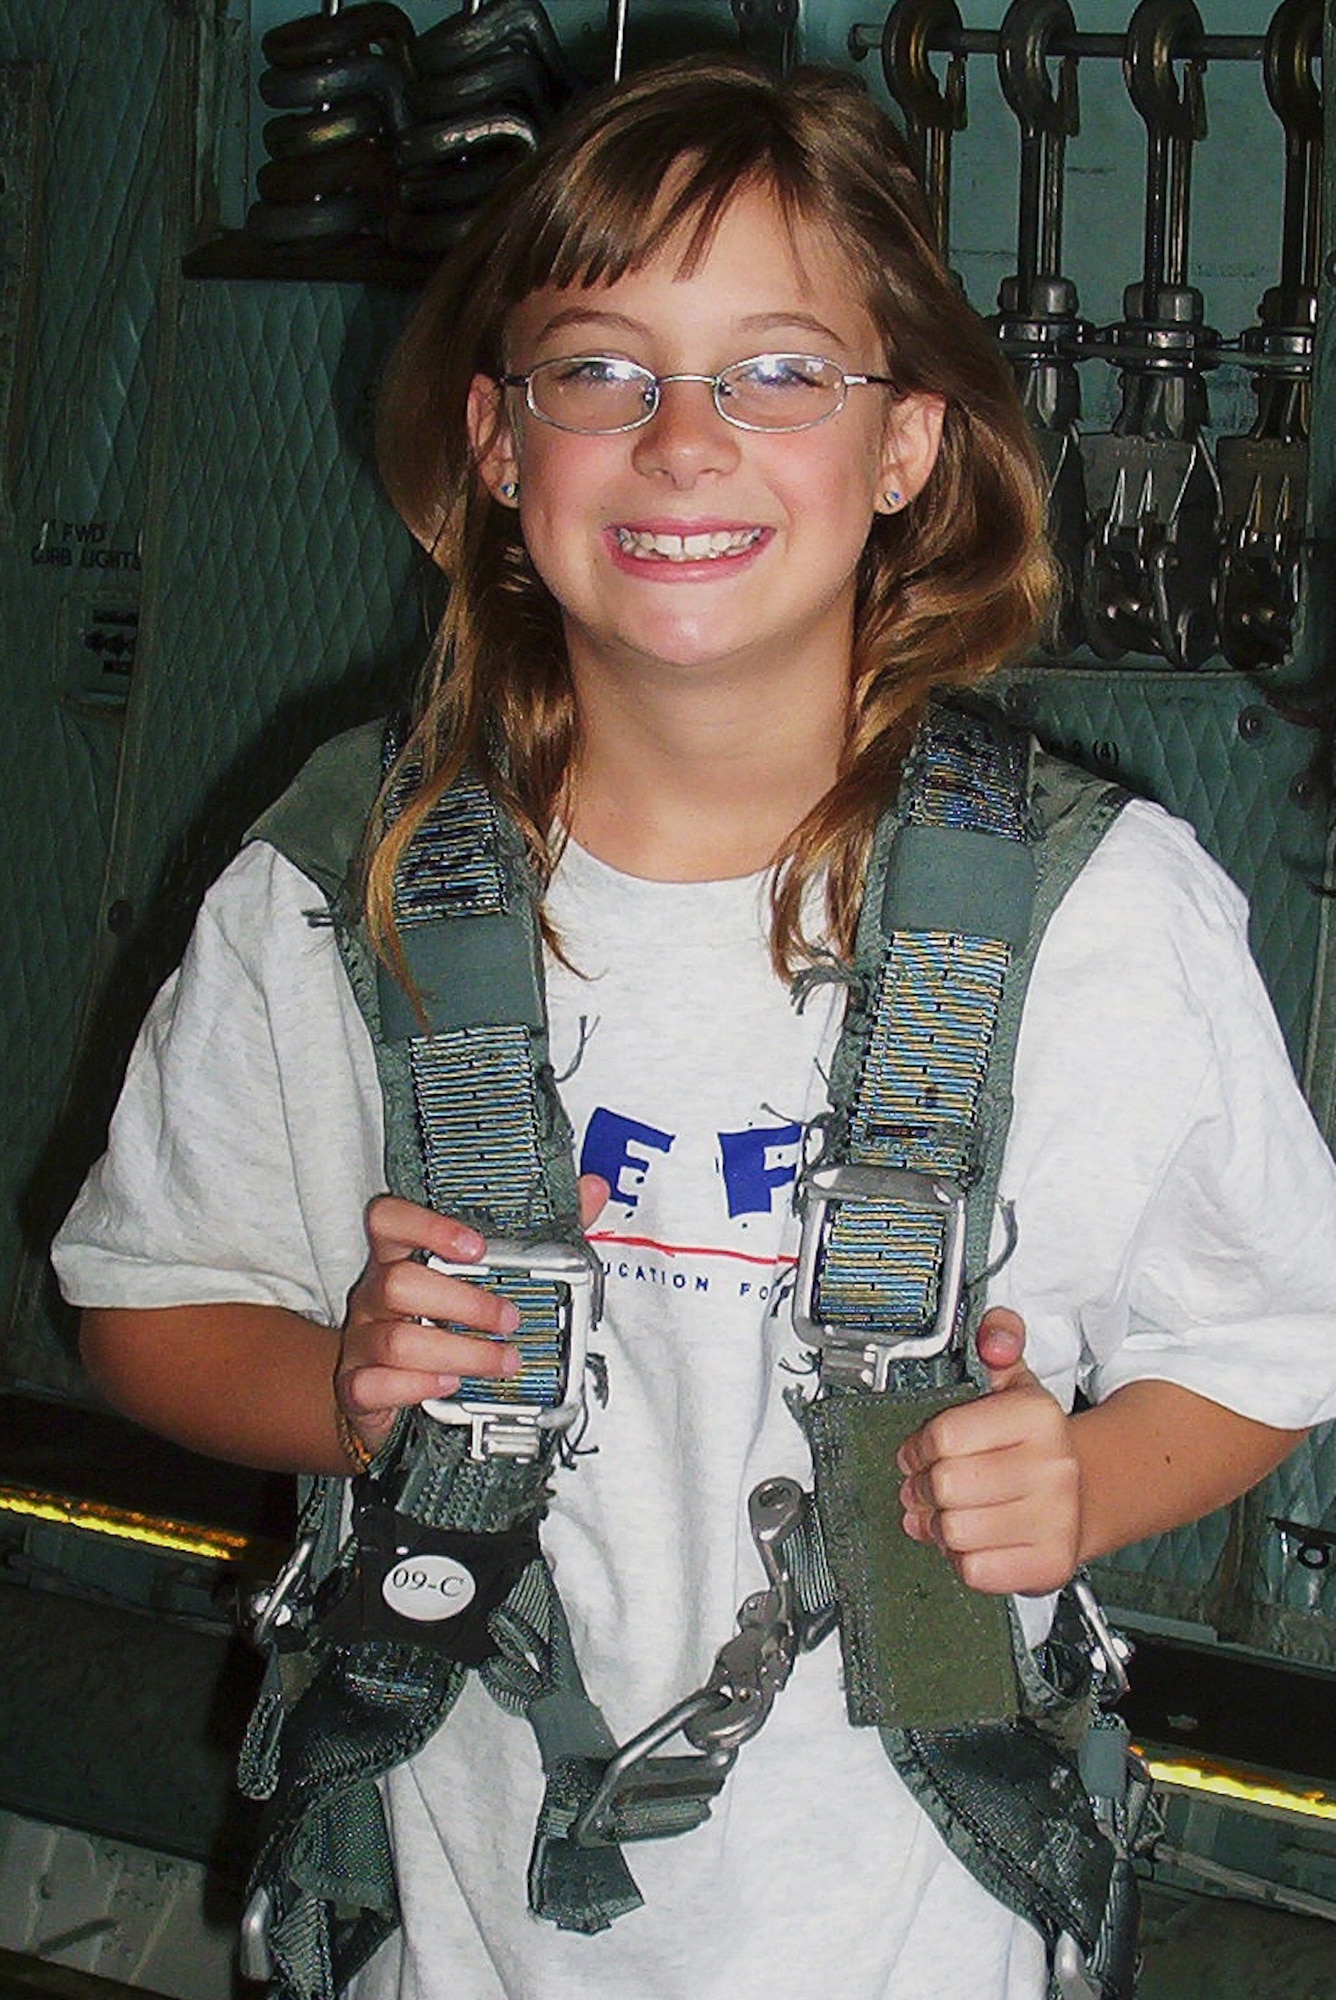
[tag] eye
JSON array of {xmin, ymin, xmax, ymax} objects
[
  {"xmin": 547, "ymin": 356, "xmax": 647, "ymax": 388},
  {"xmin": 728, "ymin": 354, "xmax": 836, "ymax": 393}
]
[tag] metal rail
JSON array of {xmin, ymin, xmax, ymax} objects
[{"xmin": 849, "ymin": 22, "xmax": 1267, "ymax": 61}]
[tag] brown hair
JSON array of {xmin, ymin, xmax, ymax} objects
[{"xmin": 371, "ymin": 55, "xmax": 1051, "ymax": 976}]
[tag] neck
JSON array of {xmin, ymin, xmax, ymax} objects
[{"xmin": 567, "ymin": 653, "xmax": 848, "ymax": 881}]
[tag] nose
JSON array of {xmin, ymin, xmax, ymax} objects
[{"xmin": 631, "ymin": 375, "xmax": 741, "ymax": 486}]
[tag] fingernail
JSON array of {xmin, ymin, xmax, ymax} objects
[
  {"xmin": 435, "ymin": 1374, "xmax": 461, "ymax": 1395},
  {"xmin": 458, "ymin": 1228, "xmax": 486, "ymax": 1258},
  {"xmin": 500, "ymin": 1345, "xmax": 521, "ymax": 1378},
  {"xmin": 498, "ymin": 1302, "xmax": 521, "ymax": 1335}
]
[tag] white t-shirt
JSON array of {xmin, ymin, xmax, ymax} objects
[{"xmin": 53, "ymin": 798, "xmax": 1336, "ymax": 2000}]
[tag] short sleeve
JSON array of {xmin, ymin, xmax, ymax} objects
[
  {"xmin": 988, "ymin": 800, "xmax": 1336, "ymax": 1430},
  {"xmin": 52, "ymin": 843, "xmax": 384, "ymax": 1327}
]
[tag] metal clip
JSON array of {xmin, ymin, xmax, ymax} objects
[
  {"xmin": 793, "ymin": 1162, "xmax": 967, "ymax": 1378},
  {"xmin": 247, "ymin": 1534, "xmax": 317, "ymax": 1648},
  {"xmin": 682, "ymin": 1478, "xmax": 807, "ymax": 1754},
  {"xmin": 1071, "ymin": 1573, "xmax": 1131, "ymax": 1699},
  {"xmin": 420, "ymin": 1237, "xmax": 601, "ymax": 1461},
  {"xmin": 239, "ymin": 1886, "xmax": 274, "ymax": 1983},
  {"xmin": 1053, "ymin": 1930, "xmax": 1102, "ymax": 2000},
  {"xmin": 571, "ymin": 1479, "xmax": 812, "ymax": 1842}
]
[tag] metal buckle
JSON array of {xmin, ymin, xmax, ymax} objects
[
  {"xmin": 571, "ymin": 1478, "xmax": 816, "ymax": 1847},
  {"xmin": 239, "ymin": 1886, "xmax": 273, "ymax": 1982},
  {"xmin": 421, "ymin": 1237, "xmax": 601, "ymax": 1461},
  {"xmin": 792, "ymin": 1162, "xmax": 967, "ymax": 1383},
  {"xmin": 570, "ymin": 1692, "xmax": 737, "ymax": 1848},
  {"xmin": 246, "ymin": 1533, "xmax": 316, "ymax": 1648},
  {"xmin": 1070, "ymin": 1574, "xmax": 1132, "ymax": 1700}
]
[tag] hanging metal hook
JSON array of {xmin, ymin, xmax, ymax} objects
[
  {"xmin": 881, "ymin": 0, "xmax": 968, "ymax": 131},
  {"xmin": 996, "ymin": 0, "xmax": 1080, "ymax": 304},
  {"xmin": 881, "ymin": 0, "xmax": 968, "ymax": 256},
  {"xmin": 1123, "ymin": 0, "xmax": 1207, "ymax": 143},
  {"xmin": 997, "ymin": 0, "xmax": 1078, "ymax": 140},
  {"xmin": 1264, "ymin": 0, "xmax": 1322, "ymax": 141}
]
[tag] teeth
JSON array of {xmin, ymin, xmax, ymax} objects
[{"xmin": 615, "ymin": 527, "xmax": 763, "ymax": 562}]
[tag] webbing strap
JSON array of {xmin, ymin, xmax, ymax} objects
[
  {"xmin": 384, "ymin": 747, "xmax": 577, "ymax": 1414},
  {"xmin": 368, "ymin": 739, "xmax": 645, "ymax": 1920},
  {"xmin": 811, "ymin": 704, "xmax": 1034, "ymax": 1386}
]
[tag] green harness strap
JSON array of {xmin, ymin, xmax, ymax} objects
[{"xmin": 237, "ymin": 700, "xmax": 1138, "ymax": 2000}]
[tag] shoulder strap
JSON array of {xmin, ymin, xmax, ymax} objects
[
  {"xmin": 803, "ymin": 695, "xmax": 1127, "ymax": 1404},
  {"xmin": 794, "ymin": 696, "xmax": 1131, "ymax": 1979},
  {"xmin": 247, "ymin": 719, "xmax": 385, "ymax": 903}
]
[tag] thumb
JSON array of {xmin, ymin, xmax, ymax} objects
[{"xmin": 976, "ymin": 1306, "xmax": 1032, "ymax": 1392}]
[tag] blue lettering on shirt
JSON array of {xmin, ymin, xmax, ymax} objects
[
  {"xmin": 718, "ymin": 1122, "xmax": 802, "ymax": 1218},
  {"xmin": 581, "ymin": 1106, "xmax": 674, "ymax": 1209}
]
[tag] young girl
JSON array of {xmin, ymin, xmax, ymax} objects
[{"xmin": 54, "ymin": 55, "xmax": 1336, "ymax": 2000}]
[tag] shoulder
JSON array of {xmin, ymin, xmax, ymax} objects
[
  {"xmin": 184, "ymin": 840, "xmax": 348, "ymax": 1004},
  {"xmin": 1037, "ymin": 794, "xmax": 1251, "ymax": 1001},
  {"xmin": 1014, "ymin": 795, "xmax": 1271, "ymax": 1159}
]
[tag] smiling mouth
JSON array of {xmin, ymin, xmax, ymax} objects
[{"xmin": 613, "ymin": 527, "xmax": 765, "ymax": 563}]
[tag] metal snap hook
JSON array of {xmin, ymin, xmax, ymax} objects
[
  {"xmin": 1264, "ymin": 0, "xmax": 1322, "ymax": 141},
  {"xmin": 997, "ymin": 0, "xmax": 1078, "ymax": 140},
  {"xmin": 1122, "ymin": 0, "xmax": 1207, "ymax": 142},
  {"xmin": 880, "ymin": 0, "xmax": 968, "ymax": 134}
]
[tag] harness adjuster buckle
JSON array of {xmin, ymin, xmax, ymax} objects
[
  {"xmin": 422, "ymin": 1237, "xmax": 602, "ymax": 1461},
  {"xmin": 246, "ymin": 1533, "xmax": 317, "ymax": 1648},
  {"xmin": 793, "ymin": 1162, "xmax": 968, "ymax": 1381}
]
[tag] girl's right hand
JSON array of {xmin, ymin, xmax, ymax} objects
[{"xmin": 335, "ymin": 1179, "xmax": 608, "ymax": 1456}]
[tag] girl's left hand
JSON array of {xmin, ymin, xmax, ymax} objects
[{"xmin": 896, "ymin": 1308, "xmax": 1083, "ymax": 1596}]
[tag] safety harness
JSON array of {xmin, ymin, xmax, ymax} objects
[{"xmin": 237, "ymin": 696, "xmax": 1155, "ymax": 2000}]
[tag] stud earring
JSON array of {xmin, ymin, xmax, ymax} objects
[
  {"xmin": 499, "ymin": 479, "xmax": 519, "ymax": 501},
  {"xmin": 884, "ymin": 489, "xmax": 903, "ymax": 510}
]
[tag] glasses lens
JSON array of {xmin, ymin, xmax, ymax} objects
[
  {"xmin": 527, "ymin": 357, "xmax": 656, "ymax": 433},
  {"xmin": 716, "ymin": 355, "xmax": 844, "ymax": 430}
]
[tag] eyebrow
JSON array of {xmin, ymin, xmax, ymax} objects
[{"xmin": 530, "ymin": 306, "xmax": 852, "ymax": 349}]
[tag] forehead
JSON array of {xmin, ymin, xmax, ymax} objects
[{"xmin": 506, "ymin": 182, "xmax": 880, "ymax": 358}]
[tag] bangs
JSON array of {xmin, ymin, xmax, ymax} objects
[{"xmin": 504, "ymin": 95, "xmax": 818, "ymax": 303}]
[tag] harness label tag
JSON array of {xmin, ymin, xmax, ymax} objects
[
  {"xmin": 382, "ymin": 1553, "xmax": 478, "ymax": 1622},
  {"xmin": 317, "ymin": 1501, "xmax": 540, "ymax": 1663}
]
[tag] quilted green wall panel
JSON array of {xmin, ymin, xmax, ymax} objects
[
  {"xmin": 0, "ymin": 0, "xmax": 205, "ymax": 1394},
  {"xmin": 1, "ymin": 0, "xmax": 1333, "ymax": 1671}
]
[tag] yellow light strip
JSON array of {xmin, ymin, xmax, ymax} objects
[
  {"xmin": 1145, "ymin": 1754, "xmax": 1336, "ymax": 1824},
  {"xmin": 0, "ymin": 1484, "xmax": 258, "ymax": 1562}
]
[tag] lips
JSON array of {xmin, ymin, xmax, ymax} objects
[{"xmin": 612, "ymin": 526, "xmax": 766, "ymax": 563}]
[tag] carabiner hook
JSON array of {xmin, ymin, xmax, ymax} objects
[
  {"xmin": 1264, "ymin": 0, "xmax": 1322, "ymax": 141},
  {"xmin": 1122, "ymin": 0, "xmax": 1207, "ymax": 142},
  {"xmin": 881, "ymin": 0, "xmax": 968, "ymax": 135},
  {"xmin": 997, "ymin": 0, "xmax": 1078, "ymax": 140}
]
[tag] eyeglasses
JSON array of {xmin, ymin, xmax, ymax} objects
[{"xmin": 499, "ymin": 353, "xmax": 898, "ymax": 435}]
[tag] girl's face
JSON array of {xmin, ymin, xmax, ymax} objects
[{"xmin": 469, "ymin": 183, "xmax": 943, "ymax": 700}]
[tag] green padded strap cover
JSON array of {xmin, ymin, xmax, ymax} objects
[{"xmin": 805, "ymin": 1388, "xmax": 1017, "ymax": 1728}]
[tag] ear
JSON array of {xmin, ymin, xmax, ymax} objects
[
  {"xmin": 876, "ymin": 391, "xmax": 946, "ymax": 514},
  {"xmin": 467, "ymin": 373, "xmax": 521, "ymax": 506}
]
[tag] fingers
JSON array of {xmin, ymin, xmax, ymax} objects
[
  {"xmin": 364, "ymin": 1193, "xmax": 486, "ymax": 1268},
  {"xmin": 339, "ymin": 1196, "xmax": 524, "ymax": 1431},
  {"xmin": 341, "ymin": 1184, "xmax": 611, "ymax": 1445},
  {"xmin": 896, "ymin": 1335, "xmax": 1082, "ymax": 1593}
]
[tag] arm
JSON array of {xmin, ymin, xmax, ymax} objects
[
  {"xmin": 81, "ymin": 1178, "xmax": 610, "ymax": 1477},
  {"xmin": 81, "ymin": 1200, "xmax": 526, "ymax": 1477},
  {"xmin": 897, "ymin": 1308, "xmax": 1305, "ymax": 1597}
]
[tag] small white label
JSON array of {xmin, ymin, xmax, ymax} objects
[{"xmin": 381, "ymin": 1553, "xmax": 477, "ymax": 1623}]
